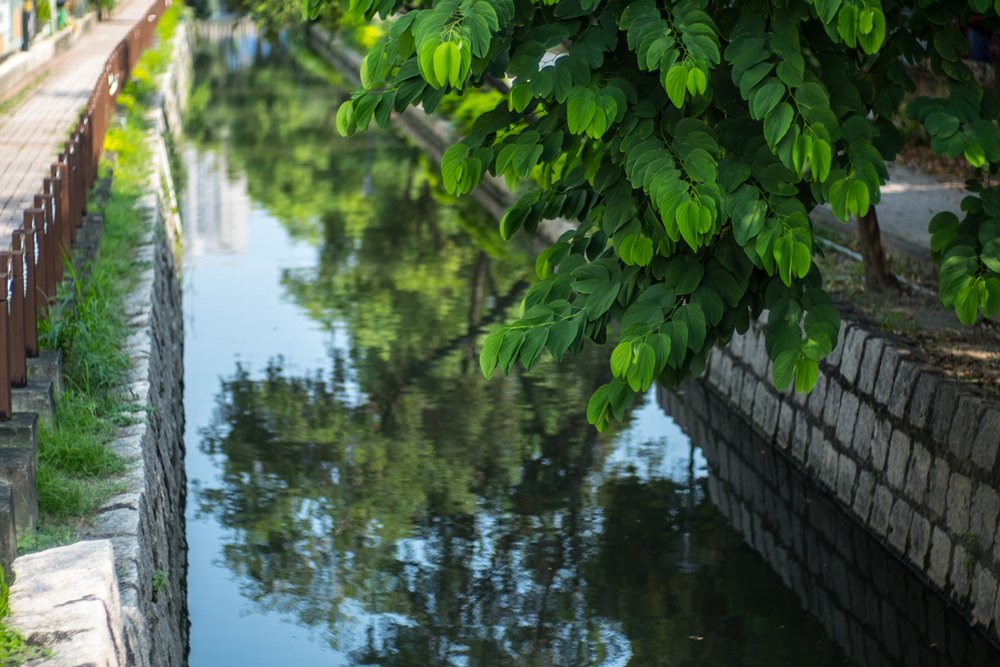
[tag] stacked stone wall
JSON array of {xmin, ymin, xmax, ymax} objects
[
  {"xmin": 660, "ymin": 383, "xmax": 1000, "ymax": 666},
  {"xmin": 697, "ymin": 311, "xmax": 1000, "ymax": 647}
]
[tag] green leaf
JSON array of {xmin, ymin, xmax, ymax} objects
[
  {"xmin": 982, "ymin": 238, "xmax": 1000, "ymax": 273},
  {"xmin": 793, "ymin": 356, "xmax": 819, "ymax": 392},
  {"xmin": 984, "ymin": 277, "xmax": 1000, "ymax": 317},
  {"xmin": 441, "ymin": 144, "xmax": 470, "ymax": 194},
  {"xmin": 686, "ymin": 67, "xmax": 708, "ymax": 96},
  {"xmin": 955, "ymin": 280, "xmax": 980, "ymax": 325},
  {"xmin": 632, "ymin": 236, "xmax": 654, "ymax": 265},
  {"xmin": 813, "ymin": 0, "xmax": 841, "ymax": 24},
  {"xmin": 480, "ymin": 328, "xmax": 505, "ymax": 378},
  {"xmin": 664, "ymin": 64, "xmax": 688, "ymax": 108},
  {"xmin": 520, "ymin": 327, "xmax": 549, "ymax": 371},
  {"xmin": 548, "ymin": 317, "xmax": 580, "ymax": 360},
  {"xmin": 772, "ymin": 349, "xmax": 799, "ymax": 391},
  {"xmin": 682, "ymin": 149, "xmax": 718, "ymax": 183},
  {"xmin": 498, "ymin": 329, "xmax": 525, "ymax": 374},
  {"xmin": 792, "ymin": 240, "xmax": 811, "ymax": 278},
  {"xmin": 587, "ymin": 383, "xmax": 612, "ymax": 429},
  {"xmin": 611, "ymin": 341, "xmax": 632, "ymax": 378},
  {"xmin": 665, "ymin": 319, "xmax": 688, "ymax": 368},
  {"xmin": 810, "ymin": 138, "xmax": 832, "ymax": 182},
  {"xmin": 856, "ymin": 8, "xmax": 885, "ymax": 53},
  {"xmin": 965, "ymin": 142, "xmax": 988, "ymax": 168},
  {"xmin": 335, "ymin": 101, "xmax": 355, "ymax": 137},
  {"xmin": 775, "ymin": 53, "xmax": 804, "ymax": 87},
  {"xmin": 432, "ymin": 42, "xmax": 454, "ymax": 89},
  {"xmin": 585, "ymin": 282, "xmax": 620, "ymax": 320},
  {"xmin": 924, "ymin": 112, "xmax": 960, "ymax": 139},
  {"xmin": 751, "ymin": 80, "xmax": 785, "ymax": 120},
  {"xmin": 730, "ymin": 187, "xmax": 766, "ymax": 245},
  {"xmin": 763, "ymin": 103, "xmax": 794, "ymax": 148},
  {"xmin": 634, "ymin": 343, "xmax": 657, "ymax": 391}
]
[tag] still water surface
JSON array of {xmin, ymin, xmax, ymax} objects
[{"xmin": 180, "ymin": 26, "xmax": 887, "ymax": 666}]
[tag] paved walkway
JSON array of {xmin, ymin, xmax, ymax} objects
[
  {"xmin": 813, "ymin": 163, "xmax": 965, "ymax": 272},
  {"xmin": 0, "ymin": 0, "xmax": 153, "ymax": 244}
]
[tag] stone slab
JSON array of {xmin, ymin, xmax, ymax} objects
[
  {"xmin": 0, "ymin": 446, "xmax": 35, "ymax": 533},
  {"xmin": 26, "ymin": 350, "xmax": 63, "ymax": 397},
  {"xmin": 8, "ymin": 540, "xmax": 125, "ymax": 666},
  {"xmin": 11, "ymin": 378, "xmax": 54, "ymax": 423}
]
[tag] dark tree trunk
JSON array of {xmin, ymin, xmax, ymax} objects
[{"xmin": 857, "ymin": 207, "xmax": 898, "ymax": 292}]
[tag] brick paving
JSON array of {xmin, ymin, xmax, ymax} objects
[{"xmin": 0, "ymin": 0, "xmax": 153, "ymax": 245}]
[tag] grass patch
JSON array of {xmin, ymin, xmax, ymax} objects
[{"xmin": 26, "ymin": 3, "xmax": 185, "ymax": 551}]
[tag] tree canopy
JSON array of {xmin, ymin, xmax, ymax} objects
[{"xmin": 328, "ymin": 0, "xmax": 1000, "ymax": 430}]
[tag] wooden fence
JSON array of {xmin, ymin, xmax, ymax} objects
[{"xmin": 0, "ymin": 0, "xmax": 168, "ymax": 419}]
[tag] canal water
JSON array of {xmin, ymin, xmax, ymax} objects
[{"xmin": 179, "ymin": 26, "xmax": 997, "ymax": 667}]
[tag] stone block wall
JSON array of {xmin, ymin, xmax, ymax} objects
[
  {"xmin": 7, "ymin": 25, "xmax": 189, "ymax": 667},
  {"xmin": 659, "ymin": 384, "xmax": 1000, "ymax": 666},
  {"xmin": 698, "ymin": 310, "xmax": 1000, "ymax": 647}
]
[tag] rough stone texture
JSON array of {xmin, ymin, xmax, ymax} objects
[
  {"xmin": 873, "ymin": 346, "xmax": 900, "ymax": 406},
  {"xmin": 836, "ymin": 455, "xmax": 858, "ymax": 505},
  {"xmin": 839, "ymin": 327, "xmax": 868, "ymax": 387},
  {"xmin": 908, "ymin": 513, "xmax": 931, "ymax": 569},
  {"xmin": 8, "ymin": 541, "xmax": 125, "ymax": 666},
  {"xmin": 888, "ymin": 361, "xmax": 921, "ymax": 419},
  {"xmin": 949, "ymin": 395, "xmax": 983, "ymax": 462},
  {"xmin": 26, "ymin": 350, "xmax": 64, "ymax": 397},
  {"xmin": 946, "ymin": 473, "xmax": 973, "ymax": 537},
  {"xmin": 0, "ymin": 483, "xmax": 16, "ymax": 573},
  {"xmin": 6, "ymin": 31, "xmax": 189, "ymax": 667},
  {"xmin": 904, "ymin": 442, "xmax": 931, "ymax": 506},
  {"xmin": 0, "ymin": 446, "xmax": 35, "ymax": 533},
  {"xmin": 927, "ymin": 457, "xmax": 951, "ymax": 522},
  {"xmin": 674, "ymin": 292, "xmax": 1000, "ymax": 645},
  {"xmin": 10, "ymin": 379, "xmax": 55, "ymax": 423},
  {"xmin": 907, "ymin": 371, "xmax": 937, "ymax": 431},
  {"xmin": 887, "ymin": 499, "xmax": 912, "ymax": 552},
  {"xmin": 654, "ymin": 383, "xmax": 1000, "ymax": 666},
  {"xmin": 928, "ymin": 528, "xmax": 952, "ymax": 589},
  {"xmin": 885, "ymin": 431, "xmax": 911, "ymax": 490},
  {"xmin": 856, "ymin": 337, "xmax": 884, "ymax": 396},
  {"xmin": 852, "ymin": 470, "xmax": 875, "ymax": 523},
  {"xmin": 972, "ymin": 566, "xmax": 998, "ymax": 628},
  {"xmin": 972, "ymin": 408, "xmax": 1000, "ymax": 473},
  {"xmin": 930, "ymin": 381, "xmax": 961, "ymax": 446},
  {"xmin": 835, "ymin": 392, "xmax": 860, "ymax": 449},
  {"xmin": 970, "ymin": 485, "xmax": 1000, "ymax": 549}
]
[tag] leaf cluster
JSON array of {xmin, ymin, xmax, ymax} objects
[{"xmin": 329, "ymin": 0, "xmax": 1000, "ymax": 429}]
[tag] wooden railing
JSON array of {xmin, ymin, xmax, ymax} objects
[{"xmin": 0, "ymin": 0, "xmax": 168, "ymax": 419}]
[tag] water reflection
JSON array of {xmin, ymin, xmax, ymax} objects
[
  {"xmin": 661, "ymin": 384, "xmax": 1000, "ymax": 667},
  {"xmin": 182, "ymin": 26, "xmax": 856, "ymax": 665}
]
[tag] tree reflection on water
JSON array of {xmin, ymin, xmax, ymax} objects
[{"xmin": 187, "ymin": 29, "xmax": 852, "ymax": 667}]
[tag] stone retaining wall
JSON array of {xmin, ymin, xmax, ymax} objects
[
  {"xmin": 699, "ymin": 309, "xmax": 1000, "ymax": 647},
  {"xmin": 7, "ymin": 23, "xmax": 189, "ymax": 667},
  {"xmin": 659, "ymin": 383, "xmax": 1000, "ymax": 666}
]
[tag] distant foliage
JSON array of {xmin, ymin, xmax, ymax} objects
[{"xmin": 329, "ymin": 0, "xmax": 1000, "ymax": 430}]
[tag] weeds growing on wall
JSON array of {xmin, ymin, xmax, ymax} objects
[{"xmin": 24, "ymin": 2, "xmax": 185, "ymax": 551}]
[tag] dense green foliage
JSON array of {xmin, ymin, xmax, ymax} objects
[{"xmin": 330, "ymin": 0, "xmax": 1000, "ymax": 429}]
